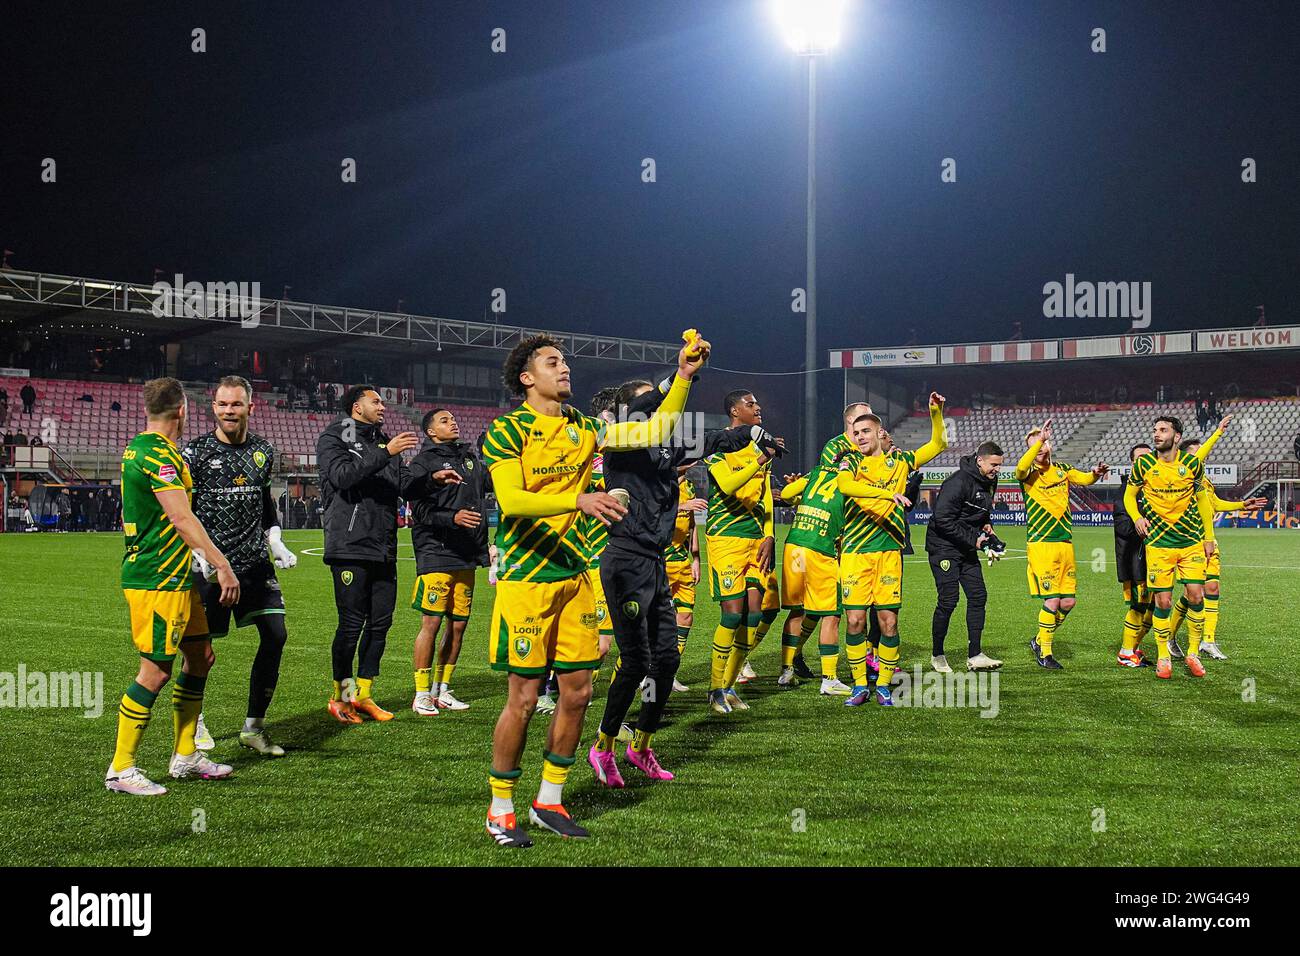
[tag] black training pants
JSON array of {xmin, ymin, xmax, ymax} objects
[
  {"xmin": 598, "ymin": 551, "xmax": 680, "ymax": 738},
  {"xmin": 929, "ymin": 552, "xmax": 987, "ymax": 657},
  {"xmin": 329, "ymin": 561, "xmax": 397, "ymax": 682}
]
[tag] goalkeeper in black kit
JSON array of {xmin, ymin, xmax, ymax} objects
[
  {"xmin": 183, "ymin": 376, "xmax": 299, "ymax": 757},
  {"xmin": 924, "ymin": 441, "xmax": 1007, "ymax": 674}
]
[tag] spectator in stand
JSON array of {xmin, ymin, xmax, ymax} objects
[
  {"xmin": 1195, "ymin": 396, "xmax": 1209, "ymax": 433},
  {"xmin": 3, "ymin": 431, "xmax": 13, "ymax": 446},
  {"xmin": 1207, "ymin": 392, "xmax": 1220, "ymax": 423},
  {"xmin": 111, "ymin": 400, "xmax": 122, "ymax": 412},
  {"xmin": 14, "ymin": 430, "xmax": 27, "ymax": 445},
  {"xmin": 56, "ymin": 492, "xmax": 71, "ymax": 532},
  {"xmin": 20, "ymin": 382, "xmax": 36, "ymax": 414},
  {"xmin": 30, "ymin": 435, "xmax": 43, "ymax": 447},
  {"xmin": 23, "ymin": 501, "xmax": 36, "ymax": 531},
  {"xmin": 84, "ymin": 489, "xmax": 100, "ymax": 532},
  {"xmin": 0, "ymin": 387, "xmax": 8, "ymax": 421}
]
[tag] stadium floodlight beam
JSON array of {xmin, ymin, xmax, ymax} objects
[{"xmin": 772, "ymin": 0, "xmax": 846, "ymax": 467}]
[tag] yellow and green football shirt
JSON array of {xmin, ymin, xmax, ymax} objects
[
  {"xmin": 1129, "ymin": 450, "xmax": 1207, "ymax": 549},
  {"xmin": 784, "ymin": 465, "xmax": 846, "ymax": 559},
  {"xmin": 1017, "ymin": 457, "xmax": 1097, "ymax": 543},
  {"xmin": 481, "ymin": 402, "xmax": 600, "ymax": 582},
  {"xmin": 578, "ymin": 460, "xmax": 609, "ymax": 571},
  {"xmin": 120, "ymin": 431, "xmax": 194, "ymax": 592},
  {"xmin": 838, "ymin": 449, "xmax": 915, "ymax": 553},
  {"xmin": 820, "ymin": 432, "xmax": 854, "ymax": 467},
  {"xmin": 665, "ymin": 477, "xmax": 695, "ymax": 563},
  {"xmin": 705, "ymin": 445, "xmax": 770, "ymax": 539}
]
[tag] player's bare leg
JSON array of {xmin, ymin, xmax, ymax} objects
[
  {"xmin": 721, "ymin": 586, "xmax": 762, "ymax": 709},
  {"xmin": 487, "ymin": 673, "xmax": 542, "ymax": 847},
  {"xmin": 106, "ymin": 657, "xmax": 173, "ymax": 796},
  {"xmin": 530, "ymin": 669, "xmax": 593, "ymax": 838}
]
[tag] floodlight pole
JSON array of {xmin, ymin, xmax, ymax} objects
[{"xmin": 803, "ymin": 52, "xmax": 819, "ymax": 468}]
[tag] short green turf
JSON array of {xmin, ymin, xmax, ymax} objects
[{"xmin": 1, "ymin": 526, "xmax": 1297, "ymax": 866}]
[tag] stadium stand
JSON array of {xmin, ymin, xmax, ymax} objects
[{"xmin": 0, "ymin": 376, "xmax": 505, "ymax": 465}]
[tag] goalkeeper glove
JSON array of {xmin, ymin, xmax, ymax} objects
[
  {"xmin": 750, "ymin": 425, "xmax": 785, "ymax": 459},
  {"xmin": 192, "ymin": 550, "xmax": 218, "ymax": 583},
  {"xmin": 267, "ymin": 526, "xmax": 298, "ymax": 569},
  {"xmin": 982, "ymin": 531, "xmax": 1007, "ymax": 567}
]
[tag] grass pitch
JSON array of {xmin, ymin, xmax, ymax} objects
[{"xmin": 2, "ymin": 526, "xmax": 1298, "ymax": 866}]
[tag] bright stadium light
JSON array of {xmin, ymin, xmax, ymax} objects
[
  {"xmin": 772, "ymin": 0, "xmax": 848, "ymax": 466},
  {"xmin": 773, "ymin": 0, "xmax": 846, "ymax": 55}
]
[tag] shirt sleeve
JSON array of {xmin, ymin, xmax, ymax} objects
[
  {"xmin": 141, "ymin": 445, "xmax": 187, "ymax": 493},
  {"xmin": 1066, "ymin": 465, "xmax": 1098, "ymax": 485},
  {"xmin": 1015, "ymin": 440, "xmax": 1042, "ymax": 481},
  {"xmin": 911, "ymin": 404, "xmax": 947, "ymax": 467},
  {"xmin": 598, "ymin": 373, "xmax": 691, "ymax": 451}
]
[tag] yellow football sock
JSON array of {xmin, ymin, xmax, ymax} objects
[
  {"xmin": 112, "ymin": 682, "xmax": 157, "ymax": 772},
  {"xmin": 595, "ymin": 730, "xmax": 616, "ymax": 753},
  {"xmin": 819, "ymin": 640, "xmax": 840, "ymax": 679},
  {"xmin": 1203, "ymin": 593, "xmax": 1220, "ymax": 643},
  {"xmin": 538, "ymin": 751, "xmax": 574, "ymax": 806},
  {"xmin": 798, "ymin": 613, "xmax": 819, "ymax": 651},
  {"xmin": 356, "ymin": 677, "xmax": 374, "ymax": 700},
  {"xmin": 443, "ymin": 662, "xmax": 457, "ymax": 687},
  {"xmin": 415, "ymin": 668, "xmax": 432, "ymax": 693},
  {"xmin": 331, "ymin": 679, "xmax": 344, "ymax": 701},
  {"xmin": 1168, "ymin": 594, "xmax": 1189, "ymax": 637},
  {"xmin": 1140, "ymin": 606, "xmax": 1153, "ymax": 641},
  {"xmin": 721, "ymin": 620, "xmax": 752, "ymax": 688},
  {"xmin": 1036, "ymin": 607, "xmax": 1058, "ymax": 656},
  {"xmin": 1121, "ymin": 605, "xmax": 1145, "ymax": 652},
  {"xmin": 1152, "ymin": 604, "xmax": 1172, "ymax": 659},
  {"xmin": 171, "ymin": 671, "xmax": 206, "ymax": 758},
  {"xmin": 781, "ymin": 615, "xmax": 801, "ymax": 667},
  {"xmin": 1185, "ymin": 601, "xmax": 1205, "ymax": 657},
  {"xmin": 676, "ymin": 624, "xmax": 691, "ymax": 656},
  {"xmin": 845, "ymin": 629, "xmax": 868, "ymax": 686},
  {"xmin": 632, "ymin": 729, "xmax": 653, "ymax": 753},
  {"xmin": 488, "ymin": 767, "xmax": 520, "ymax": 815},
  {"xmin": 876, "ymin": 631, "xmax": 901, "ymax": 687},
  {"xmin": 709, "ymin": 616, "xmax": 741, "ymax": 691},
  {"xmin": 750, "ymin": 610, "xmax": 777, "ymax": 655}
]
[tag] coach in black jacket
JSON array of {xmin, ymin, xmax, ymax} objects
[
  {"xmin": 924, "ymin": 443, "xmax": 1005, "ymax": 671},
  {"xmin": 316, "ymin": 385, "xmax": 425, "ymax": 723},
  {"xmin": 405, "ymin": 408, "xmax": 489, "ymax": 712}
]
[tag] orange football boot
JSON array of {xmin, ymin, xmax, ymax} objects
[
  {"xmin": 1185, "ymin": 655, "xmax": 1206, "ymax": 678},
  {"xmin": 1155, "ymin": 658, "xmax": 1173, "ymax": 680},
  {"xmin": 353, "ymin": 697, "xmax": 395, "ymax": 721},
  {"xmin": 328, "ymin": 699, "xmax": 362, "ymax": 724}
]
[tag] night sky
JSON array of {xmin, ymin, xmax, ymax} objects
[{"xmin": 4, "ymin": 0, "xmax": 1297, "ymax": 377}]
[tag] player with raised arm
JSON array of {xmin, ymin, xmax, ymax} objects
[
  {"xmin": 836, "ymin": 395, "xmax": 947, "ymax": 707},
  {"xmin": 480, "ymin": 331, "xmax": 708, "ymax": 848},
  {"xmin": 703, "ymin": 390, "xmax": 784, "ymax": 714},
  {"xmin": 105, "ymin": 378, "xmax": 241, "ymax": 796},
  {"xmin": 182, "ymin": 375, "xmax": 296, "ymax": 757},
  {"xmin": 1124, "ymin": 415, "xmax": 1219, "ymax": 680},
  {"xmin": 1164, "ymin": 418, "xmax": 1267, "ymax": 661},
  {"xmin": 1016, "ymin": 419, "xmax": 1109, "ymax": 670}
]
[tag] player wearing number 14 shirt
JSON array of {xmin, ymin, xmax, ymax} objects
[{"xmin": 182, "ymin": 376, "xmax": 299, "ymax": 758}]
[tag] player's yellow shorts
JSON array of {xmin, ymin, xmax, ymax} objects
[
  {"xmin": 666, "ymin": 557, "xmax": 695, "ymax": 610},
  {"xmin": 707, "ymin": 534, "xmax": 772, "ymax": 602},
  {"xmin": 489, "ymin": 575, "xmax": 599, "ymax": 676},
  {"xmin": 124, "ymin": 588, "xmax": 209, "ymax": 662},
  {"xmin": 1205, "ymin": 545, "xmax": 1222, "ymax": 580},
  {"xmin": 410, "ymin": 569, "xmax": 475, "ymax": 619},
  {"xmin": 1122, "ymin": 580, "xmax": 1151, "ymax": 606},
  {"xmin": 839, "ymin": 550, "xmax": 903, "ymax": 610},
  {"xmin": 1026, "ymin": 541, "xmax": 1077, "ymax": 599},
  {"xmin": 1145, "ymin": 543, "xmax": 1207, "ymax": 592},
  {"xmin": 587, "ymin": 567, "xmax": 612, "ymax": 635},
  {"xmin": 782, "ymin": 544, "xmax": 840, "ymax": 617}
]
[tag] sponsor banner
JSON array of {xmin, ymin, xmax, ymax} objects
[
  {"xmin": 830, "ymin": 347, "xmax": 938, "ymax": 368},
  {"xmin": 1196, "ymin": 326, "xmax": 1300, "ymax": 353},
  {"xmin": 1061, "ymin": 332, "xmax": 1193, "ymax": 360},
  {"xmin": 1214, "ymin": 510, "xmax": 1300, "ymax": 529},
  {"xmin": 941, "ymin": 340, "xmax": 1059, "ymax": 365},
  {"xmin": 909, "ymin": 509, "xmax": 1114, "ymax": 527},
  {"xmin": 1098, "ymin": 463, "xmax": 1237, "ymax": 486},
  {"xmin": 0, "ymin": 367, "xmax": 32, "ymax": 377}
]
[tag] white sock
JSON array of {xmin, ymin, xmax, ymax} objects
[
  {"xmin": 490, "ymin": 795, "xmax": 514, "ymax": 816},
  {"xmin": 242, "ymin": 717, "xmax": 264, "ymax": 732},
  {"xmin": 537, "ymin": 778, "xmax": 563, "ymax": 806},
  {"xmin": 435, "ymin": 682, "xmax": 447, "ymax": 696}
]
